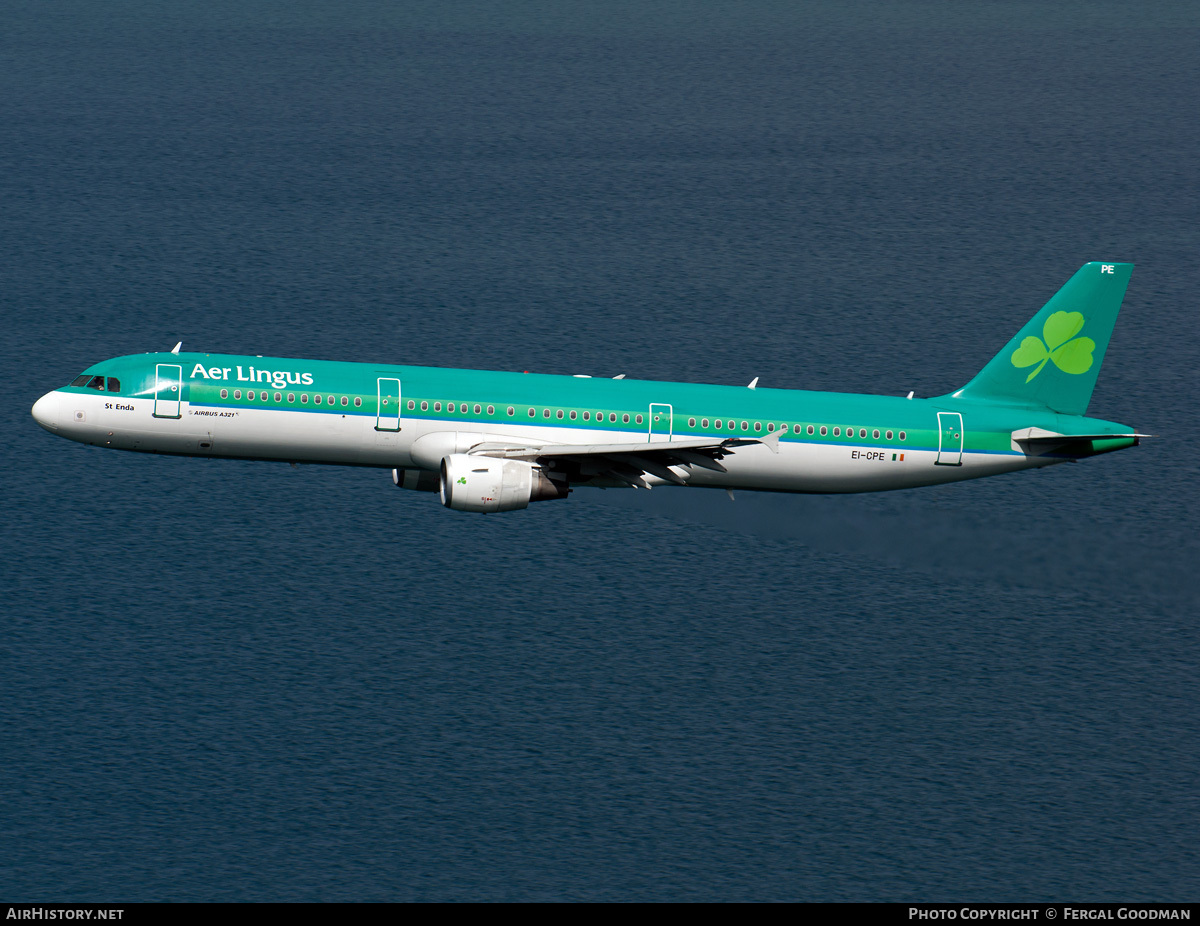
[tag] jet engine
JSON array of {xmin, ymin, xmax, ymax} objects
[{"xmin": 439, "ymin": 453, "xmax": 569, "ymax": 513}]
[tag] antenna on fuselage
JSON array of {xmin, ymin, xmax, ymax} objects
[{"xmin": 170, "ymin": 342, "xmax": 182, "ymax": 355}]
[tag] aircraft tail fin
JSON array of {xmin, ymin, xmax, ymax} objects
[{"xmin": 949, "ymin": 262, "xmax": 1133, "ymax": 416}]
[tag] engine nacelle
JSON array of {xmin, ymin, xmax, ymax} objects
[
  {"xmin": 439, "ymin": 454, "xmax": 569, "ymax": 513},
  {"xmin": 392, "ymin": 467, "xmax": 440, "ymax": 492}
]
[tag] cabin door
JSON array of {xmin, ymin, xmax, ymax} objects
[
  {"xmin": 648, "ymin": 404, "xmax": 673, "ymax": 441},
  {"xmin": 376, "ymin": 377, "xmax": 401, "ymax": 431},
  {"xmin": 936, "ymin": 412, "xmax": 963, "ymax": 465},
  {"xmin": 153, "ymin": 363, "xmax": 182, "ymax": 419}
]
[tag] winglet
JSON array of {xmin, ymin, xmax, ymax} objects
[
  {"xmin": 170, "ymin": 341, "xmax": 182, "ymax": 355},
  {"xmin": 748, "ymin": 377, "xmax": 759, "ymax": 389},
  {"xmin": 724, "ymin": 431, "xmax": 781, "ymax": 454},
  {"xmin": 758, "ymin": 429, "xmax": 781, "ymax": 453}
]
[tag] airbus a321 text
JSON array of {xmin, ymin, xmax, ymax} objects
[{"xmin": 33, "ymin": 263, "xmax": 1144, "ymax": 514}]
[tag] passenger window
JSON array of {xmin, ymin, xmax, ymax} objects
[
  {"xmin": 622, "ymin": 413, "xmax": 629, "ymax": 423},
  {"xmin": 820, "ymin": 426, "xmax": 827, "ymax": 436},
  {"xmin": 288, "ymin": 393, "xmax": 296, "ymax": 403},
  {"xmin": 715, "ymin": 419, "xmax": 722, "ymax": 429},
  {"xmin": 434, "ymin": 402, "xmax": 441, "ymax": 412},
  {"xmin": 569, "ymin": 410, "xmax": 576, "ymax": 419},
  {"xmin": 354, "ymin": 397, "xmax": 361, "ymax": 407},
  {"xmin": 507, "ymin": 406, "xmax": 514, "ymax": 416},
  {"xmin": 528, "ymin": 408, "xmax": 536, "ymax": 417},
  {"xmin": 341, "ymin": 396, "xmax": 348, "ymax": 407},
  {"xmin": 557, "ymin": 409, "xmax": 564, "ymax": 419},
  {"xmin": 754, "ymin": 422, "xmax": 761, "ymax": 432},
  {"xmin": 421, "ymin": 401, "xmax": 428, "ymax": 411},
  {"xmin": 234, "ymin": 390, "xmax": 242, "ymax": 400},
  {"xmin": 767, "ymin": 422, "xmax": 774, "ymax": 432},
  {"xmin": 487, "ymin": 405, "xmax": 494, "ymax": 415},
  {"xmin": 886, "ymin": 430, "xmax": 892, "ymax": 440},
  {"xmin": 221, "ymin": 389, "xmax": 229, "ymax": 399},
  {"xmin": 636, "ymin": 414, "xmax": 643, "ymax": 424},
  {"xmin": 727, "ymin": 421, "xmax": 734, "ymax": 430},
  {"xmin": 407, "ymin": 400, "xmax": 415, "ymax": 410},
  {"xmin": 872, "ymin": 429, "xmax": 879, "ymax": 439},
  {"xmin": 609, "ymin": 413, "xmax": 617, "ymax": 423},
  {"xmin": 860, "ymin": 428, "xmax": 867, "ymax": 438},
  {"xmin": 583, "ymin": 411, "xmax": 590, "ymax": 421},
  {"xmin": 460, "ymin": 403, "xmax": 467, "ymax": 413},
  {"xmin": 474, "ymin": 404, "xmax": 481, "ymax": 415},
  {"xmin": 301, "ymin": 394, "xmax": 308, "ymax": 404},
  {"xmin": 544, "ymin": 409, "xmax": 551, "ymax": 418},
  {"xmin": 326, "ymin": 395, "xmax": 334, "ymax": 405},
  {"xmin": 899, "ymin": 431, "xmax": 906, "ymax": 441},
  {"xmin": 313, "ymin": 395, "xmax": 321, "ymax": 405},
  {"xmin": 807, "ymin": 425, "xmax": 814, "ymax": 435},
  {"xmin": 741, "ymin": 421, "xmax": 748, "ymax": 431},
  {"xmin": 106, "ymin": 378, "xmax": 121, "ymax": 393},
  {"xmin": 702, "ymin": 418, "xmax": 709, "ymax": 428},
  {"xmin": 275, "ymin": 392, "xmax": 282, "ymax": 403},
  {"xmin": 833, "ymin": 427, "xmax": 839, "ymax": 436},
  {"xmin": 689, "ymin": 417, "xmax": 696, "ymax": 427}
]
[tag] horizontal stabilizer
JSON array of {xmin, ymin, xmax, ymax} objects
[
  {"xmin": 1011, "ymin": 427, "xmax": 1147, "ymax": 457},
  {"xmin": 1011, "ymin": 427, "xmax": 1148, "ymax": 443}
]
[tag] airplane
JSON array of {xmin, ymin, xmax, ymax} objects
[{"xmin": 31, "ymin": 262, "xmax": 1144, "ymax": 513}]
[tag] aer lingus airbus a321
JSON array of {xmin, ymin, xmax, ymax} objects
[{"xmin": 32, "ymin": 262, "xmax": 1143, "ymax": 513}]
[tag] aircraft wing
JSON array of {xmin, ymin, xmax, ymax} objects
[{"xmin": 468, "ymin": 433, "xmax": 779, "ymax": 488}]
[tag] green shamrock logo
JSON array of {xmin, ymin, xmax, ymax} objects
[
  {"xmin": 457, "ymin": 476, "xmax": 467, "ymax": 485},
  {"xmin": 1010, "ymin": 311, "xmax": 1095, "ymax": 382}
]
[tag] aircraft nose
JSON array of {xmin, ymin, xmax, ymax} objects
[{"xmin": 32, "ymin": 391, "xmax": 61, "ymax": 432}]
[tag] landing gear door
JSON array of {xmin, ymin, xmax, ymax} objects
[
  {"xmin": 649, "ymin": 404, "xmax": 672, "ymax": 442},
  {"xmin": 376, "ymin": 377, "xmax": 401, "ymax": 431},
  {"xmin": 153, "ymin": 363, "xmax": 182, "ymax": 419},
  {"xmin": 936, "ymin": 411, "xmax": 963, "ymax": 465}
]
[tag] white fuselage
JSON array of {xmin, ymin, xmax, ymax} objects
[{"xmin": 31, "ymin": 387, "xmax": 1048, "ymax": 495}]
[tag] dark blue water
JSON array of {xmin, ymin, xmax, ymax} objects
[{"xmin": 3, "ymin": 0, "xmax": 1197, "ymax": 901}]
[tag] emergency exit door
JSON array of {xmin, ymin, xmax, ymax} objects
[
  {"xmin": 153, "ymin": 364, "xmax": 182, "ymax": 419},
  {"xmin": 936, "ymin": 412, "xmax": 963, "ymax": 465},
  {"xmin": 648, "ymin": 404, "xmax": 673, "ymax": 441},
  {"xmin": 376, "ymin": 377, "xmax": 401, "ymax": 431}
]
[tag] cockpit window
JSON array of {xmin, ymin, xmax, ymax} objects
[
  {"xmin": 86, "ymin": 375, "xmax": 106, "ymax": 391},
  {"xmin": 71, "ymin": 375, "xmax": 91, "ymax": 387},
  {"xmin": 106, "ymin": 377, "xmax": 120, "ymax": 393}
]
